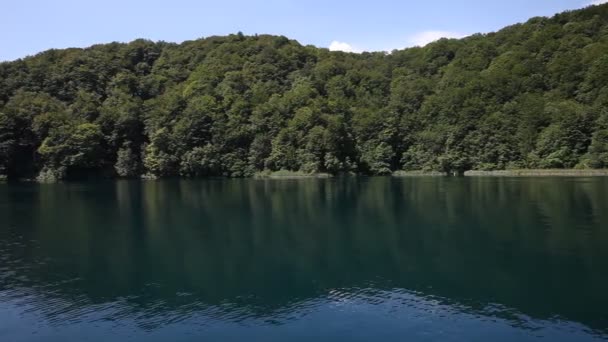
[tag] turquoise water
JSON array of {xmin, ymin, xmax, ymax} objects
[{"xmin": 1, "ymin": 177, "xmax": 607, "ymax": 341}]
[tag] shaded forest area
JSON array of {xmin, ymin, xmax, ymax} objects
[{"xmin": 1, "ymin": 4, "xmax": 608, "ymax": 181}]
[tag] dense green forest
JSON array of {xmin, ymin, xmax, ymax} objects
[{"xmin": 1, "ymin": 5, "xmax": 608, "ymax": 181}]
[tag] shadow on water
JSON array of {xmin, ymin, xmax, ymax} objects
[{"xmin": 1, "ymin": 177, "xmax": 608, "ymax": 339}]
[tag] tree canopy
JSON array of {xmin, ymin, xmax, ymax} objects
[{"xmin": 2, "ymin": 5, "xmax": 608, "ymax": 180}]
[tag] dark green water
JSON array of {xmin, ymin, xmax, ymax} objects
[{"xmin": 1, "ymin": 177, "xmax": 608, "ymax": 341}]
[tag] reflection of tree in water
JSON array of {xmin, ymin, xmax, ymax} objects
[{"xmin": 0, "ymin": 178, "xmax": 607, "ymax": 334}]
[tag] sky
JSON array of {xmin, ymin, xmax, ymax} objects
[{"xmin": 1, "ymin": 0, "xmax": 606, "ymax": 61}]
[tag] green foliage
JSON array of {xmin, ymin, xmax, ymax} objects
[
  {"xmin": 1, "ymin": 5, "xmax": 608, "ymax": 181},
  {"xmin": 115, "ymin": 143, "xmax": 141, "ymax": 177},
  {"xmin": 360, "ymin": 141, "xmax": 395, "ymax": 175},
  {"xmin": 142, "ymin": 128, "xmax": 178, "ymax": 176},
  {"xmin": 37, "ymin": 123, "xmax": 104, "ymax": 176},
  {"xmin": 581, "ymin": 111, "xmax": 608, "ymax": 168},
  {"xmin": 0, "ymin": 111, "xmax": 14, "ymax": 175},
  {"xmin": 36, "ymin": 167, "xmax": 66, "ymax": 183},
  {"xmin": 179, "ymin": 144, "xmax": 220, "ymax": 176}
]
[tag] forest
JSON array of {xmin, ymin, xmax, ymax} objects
[{"xmin": 1, "ymin": 4, "xmax": 608, "ymax": 181}]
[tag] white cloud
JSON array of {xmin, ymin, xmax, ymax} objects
[
  {"xmin": 406, "ymin": 30, "xmax": 468, "ymax": 47},
  {"xmin": 328, "ymin": 41, "xmax": 359, "ymax": 53},
  {"xmin": 588, "ymin": 0, "xmax": 608, "ymax": 5},
  {"xmin": 327, "ymin": 31, "xmax": 469, "ymax": 54}
]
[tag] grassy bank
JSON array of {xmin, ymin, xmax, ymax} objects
[
  {"xmin": 254, "ymin": 170, "xmax": 333, "ymax": 179},
  {"xmin": 464, "ymin": 169, "xmax": 608, "ymax": 177},
  {"xmin": 392, "ymin": 171, "xmax": 448, "ymax": 177}
]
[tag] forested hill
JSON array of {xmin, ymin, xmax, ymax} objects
[{"xmin": 1, "ymin": 5, "xmax": 608, "ymax": 181}]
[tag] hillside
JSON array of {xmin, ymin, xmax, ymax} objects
[{"xmin": 1, "ymin": 4, "xmax": 608, "ymax": 180}]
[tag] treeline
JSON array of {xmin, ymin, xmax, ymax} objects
[{"xmin": 1, "ymin": 4, "xmax": 608, "ymax": 180}]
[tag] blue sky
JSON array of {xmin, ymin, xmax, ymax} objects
[{"xmin": 0, "ymin": 0, "xmax": 605, "ymax": 61}]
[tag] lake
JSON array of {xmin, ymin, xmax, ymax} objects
[{"xmin": 1, "ymin": 177, "xmax": 607, "ymax": 341}]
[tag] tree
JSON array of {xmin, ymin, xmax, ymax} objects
[
  {"xmin": 142, "ymin": 128, "xmax": 178, "ymax": 177},
  {"xmin": 180, "ymin": 144, "xmax": 221, "ymax": 176},
  {"xmin": 360, "ymin": 141, "xmax": 394, "ymax": 175},
  {"xmin": 115, "ymin": 143, "xmax": 141, "ymax": 177},
  {"xmin": 37, "ymin": 123, "xmax": 104, "ymax": 180},
  {"xmin": 1, "ymin": 3, "xmax": 608, "ymax": 181}
]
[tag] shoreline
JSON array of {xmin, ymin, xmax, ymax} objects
[
  {"xmin": 393, "ymin": 169, "xmax": 608, "ymax": 177},
  {"xmin": 3, "ymin": 169, "xmax": 608, "ymax": 184},
  {"xmin": 253, "ymin": 171, "xmax": 334, "ymax": 179},
  {"xmin": 392, "ymin": 171, "xmax": 448, "ymax": 177},
  {"xmin": 462, "ymin": 169, "xmax": 608, "ymax": 177}
]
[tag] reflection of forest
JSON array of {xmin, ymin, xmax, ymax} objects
[{"xmin": 0, "ymin": 178, "xmax": 607, "ymax": 332}]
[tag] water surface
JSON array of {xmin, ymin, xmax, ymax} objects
[{"xmin": 1, "ymin": 177, "xmax": 607, "ymax": 341}]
